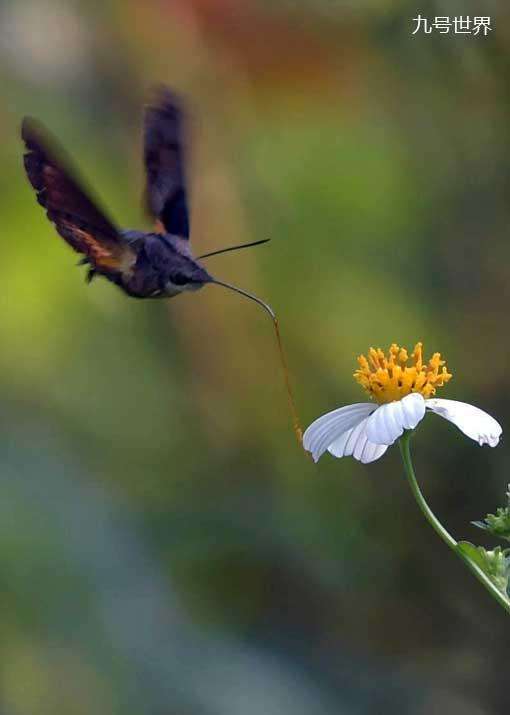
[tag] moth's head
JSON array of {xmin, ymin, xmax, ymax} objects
[{"xmin": 166, "ymin": 257, "xmax": 212, "ymax": 294}]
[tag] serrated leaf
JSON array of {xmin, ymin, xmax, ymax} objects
[{"xmin": 458, "ymin": 541, "xmax": 510, "ymax": 598}]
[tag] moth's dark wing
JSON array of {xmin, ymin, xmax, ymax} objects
[
  {"xmin": 21, "ymin": 117, "xmax": 134, "ymax": 273},
  {"xmin": 143, "ymin": 87, "xmax": 190, "ymax": 239}
]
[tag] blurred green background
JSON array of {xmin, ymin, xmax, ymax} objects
[{"xmin": 1, "ymin": 0, "xmax": 510, "ymax": 712}]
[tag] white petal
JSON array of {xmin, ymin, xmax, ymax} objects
[
  {"xmin": 328, "ymin": 416, "xmax": 388, "ymax": 463},
  {"xmin": 365, "ymin": 393, "xmax": 426, "ymax": 445},
  {"xmin": 426, "ymin": 398, "xmax": 502, "ymax": 447},
  {"xmin": 303, "ymin": 403, "xmax": 376, "ymax": 462}
]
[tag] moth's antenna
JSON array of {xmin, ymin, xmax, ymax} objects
[
  {"xmin": 210, "ymin": 279, "xmax": 303, "ymax": 447},
  {"xmin": 197, "ymin": 239, "xmax": 270, "ymax": 260}
]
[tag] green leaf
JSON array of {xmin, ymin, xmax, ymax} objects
[
  {"xmin": 472, "ymin": 484, "xmax": 510, "ymax": 542},
  {"xmin": 458, "ymin": 541, "xmax": 510, "ymax": 598}
]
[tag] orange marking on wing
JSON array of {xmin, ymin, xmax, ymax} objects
[{"xmin": 59, "ymin": 219, "xmax": 122, "ymax": 269}]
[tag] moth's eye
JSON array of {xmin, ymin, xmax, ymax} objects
[{"xmin": 172, "ymin": 273, "xmax": 188, "ymax": 286}]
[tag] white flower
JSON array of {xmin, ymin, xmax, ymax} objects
[{"xmin": 303, "ymin": 343, "xmax": 502, "ymax": 464}]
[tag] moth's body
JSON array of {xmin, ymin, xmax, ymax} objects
[{"xmin": 107, "ymin": 230, "xmax": 211, "ymax": 299}]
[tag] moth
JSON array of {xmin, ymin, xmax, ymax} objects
[{"xmin": 21, "ymin": 87, "xmax": 271, "ymax": 313}]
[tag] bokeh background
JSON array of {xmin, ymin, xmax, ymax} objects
[{"xmin": 1, "ymin": 0, "xmax": 510, "ymax": 712}]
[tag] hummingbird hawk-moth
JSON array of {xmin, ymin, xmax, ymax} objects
[
  {"xmin": 21, "ymin": 87, "xmax": 271, "ymax": 313},
  {"xmin": 21, "ymin": 87, "xmax": 304, "ymax": 444}
]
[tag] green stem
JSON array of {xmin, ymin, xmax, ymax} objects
[{"xmin": 399, "ymin": 431, "xmax": 510, "ymax": 615}]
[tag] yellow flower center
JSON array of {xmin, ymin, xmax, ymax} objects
[{"xmin": 353, "ymin": 342, "xmax": 452, "ymax": 404}]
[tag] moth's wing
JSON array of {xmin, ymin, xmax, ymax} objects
[
  {"xmin": 21, "ymin": 117, "xmax": 135, "ymax": 274},
  {"xmin": 143, "ymin": 87, "xmax": 190, "ymax": 239}
]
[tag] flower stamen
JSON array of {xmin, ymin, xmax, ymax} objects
[{"xmin": 354, "ymin": 342, "xmax": 452, "ymax": 404}]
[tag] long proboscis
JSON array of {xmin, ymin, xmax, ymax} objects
[
  {"xmin": 211, "ymin": 279, "xmax": 303, "ymax": 447},
  {"xmin": 211, "ymin": 279, "xmax": 276, "ymax": 319},
  {"xmin": 197, "ymin": 238, "xmax": 270, "ymax": 260}
]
